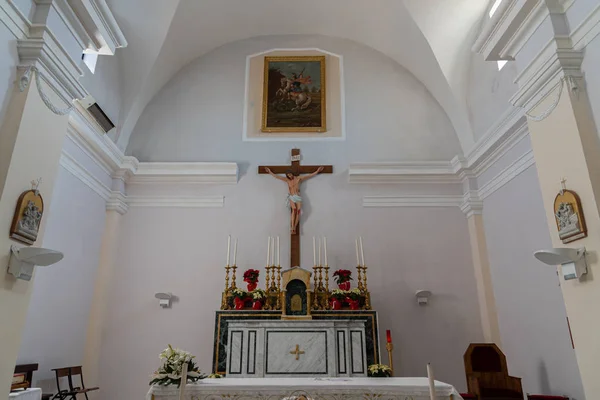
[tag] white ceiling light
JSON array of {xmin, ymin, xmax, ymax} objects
[{"xmin": 489, "ymin": 0, "xmax": 504, "ymax": 18}]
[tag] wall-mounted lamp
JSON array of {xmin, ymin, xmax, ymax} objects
[
  {"xmin": 415, "ymin": 290, "xmax": 432, "ymax": 306},
  {"xmin": 7, "ymin": 245, "xmax": 64, "ymax": 281},
  {"xmin": 534, "ymin": 247, "xmax": 587, "ymax": 280},
  {"xmin": 155, "ymin": 292, "xmax": 173, "ymax": 308}
]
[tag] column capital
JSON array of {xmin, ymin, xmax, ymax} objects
[
  {"xmin": 106, "ymin": 191, "xmax": 128, "ymax": 215},
  {"xmin": 461, "ymin": 190, "xmax": 484, "ymax": 218}
]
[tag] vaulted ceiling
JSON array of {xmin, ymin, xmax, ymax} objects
[{"xmin": 106, "ymin": 0, "xmax": 491, "ymax": 155}]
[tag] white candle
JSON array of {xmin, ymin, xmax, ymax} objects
[
  {"xmin": 355, "ymin": 239, "xmax": 360, "ymax": 266},
  {"xmin": 427, "ymin": 363, "xmax": 436, "ymax": 400},
  {"xmin": 318, "ymin": 237, "xmax": 322, "ymax": 266},
  {"xmin": 359, "ymin": 236, "xmax": 365, "ymax": 266},
  {"xmin": 277, "ymin": 236, "xmax": 280, "ymax": 266},
  {"xmin": 271, "ymin": 237, "xmax": 275, "ymax": 266},
  {"xmin": 313, "ymin": 237, "xmax": 317, "ymax": 266},
  {"xmin": 324, "ymin": 237, "xmax": 328, "ymax": 266},
  {"xmin": 233, "ymin": 238, "xmax": 238, "ymax": 266},
  {"xmin": 226, "ymin": 235, "xmax": 231, "ymax": 266},
  {"xmin": 266, "ymin": 237, "xmax": 271, "ymax": 266}
]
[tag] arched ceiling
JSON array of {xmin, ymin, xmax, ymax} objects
[{"xmin": 106, "ymin": 0, "xmax": 490, "ymax": 155}]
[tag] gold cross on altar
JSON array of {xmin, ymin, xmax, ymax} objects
[{"xmin": 289, "ymin": 344, "xmax": 305, "ymax": 360}]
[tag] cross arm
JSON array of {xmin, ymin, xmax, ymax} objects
[
  {"xmin": 258, "ymin": 166, "xmax": 291, "ymax": 174},
  {"xmin": 298, "ymin": 165, "xmax": 333, "ymax": 174}
]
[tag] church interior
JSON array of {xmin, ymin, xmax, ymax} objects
[{"xmin": 2, "ymin": 0, "xmax": 600, "ymax": 399}]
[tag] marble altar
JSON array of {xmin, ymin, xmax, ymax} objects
[
  {"xmin": 147, "ymin": 377, "xmax": 464, "ymax": 400},
  {"xmin": 227, "ymin": 320, "xmax": 367, "ymax": 377},
  {"xmin": 212, "ymin": 311, "xmax": 379, "ymax": 375}
]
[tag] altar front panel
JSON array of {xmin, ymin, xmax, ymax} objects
[
  {"xmin": 227, "ymin": 320, "xmax": 366, "ymax": 377},
  {"xmin": 213, "ymin": 311, "xmax": 379, "ymax": 375}
]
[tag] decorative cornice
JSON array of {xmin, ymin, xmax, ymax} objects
[
  {"xmin": 348, "ymin": 162, "xmax": 458, "ymax": 184},
  {"xmin": 129, "ymin": 163, "xmax": 239, "ymax": 185},
  {"xmin": 0, "ymin": 0, "xmax": 30, "ymax": 38},
  {"xmin": 59, "ymin": 151, "xmax": 111, "ymax": 200},
  {"xmin": 478, "ymin": 150, "xmax": 535, "ymax": 199},
  {"xmin": 106, "ymin": 191, "xmax": 128, "ymax": 214},
  {"xmin": 570, "ymin": 3, "xmax": 600, "ymax": 49},
  {"xmin": 126, "ymin": 196, "xmax": 225, "ymax": 208},
  {"xmin": 363, "ymin": 195, "xmax": 463, "ymax": 208},
  {"xmin": 510, "ymin": 38, "xmax": 583, "ymax": 111}
]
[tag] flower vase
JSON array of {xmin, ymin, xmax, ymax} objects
[
  {"xmin": 347, "ymin": 298, "xmax": 360, "ymax": 310},
  {"xmin": 252, "ymin": 300, "xmax": 263, "ymax": 310},
  {"xmin": 338, "ymin": 281, "xmax": 351, "ymax": 290},
  {"xmin": 331, "ymin": 299, "xmax": 342, "ymax": 310},
  {"xmin": 247, "ymin": 282, "xmax": 257, "ymax": 292},
  {"xmin": 234, "ymin": 297, "xmax": 245, "ymax": 310}
]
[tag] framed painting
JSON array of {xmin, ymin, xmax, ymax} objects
[{"xmin": 261, "ymin": 56, "xmax": 326, "ymax": 132}]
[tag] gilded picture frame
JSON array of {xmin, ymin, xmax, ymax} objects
[
  {"xmin": 261, "ymin": 56, "xmax": 326, "ymax": 133},
  {"xmin": 554, "ymin": 189, "xmax": 587, "ymax": 243}
]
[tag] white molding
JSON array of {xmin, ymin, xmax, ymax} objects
[
  {"xmin": 348, "ymin": 161, "xmax": 458, "ymax": 184},
  {"xmin": 129, "ymin": 162, "xmax": 239, "ymax": 185},
  {"xmin": 362, "ymin": 195, "xmax": 463, "ymax": 208},
  {"xmin": 465, "ymin": 107, "xmax": 528, "ymax": 175},
  {"xmin": 126, "ymin": 196, "xmax": 225, "ymax": 208},
  {"xmin": 570, "ymin": 3, "xmax": 600, "ymax": 50},
  {"xmin": 0, "ymin": 0, "xmax": 31, "ymax": 38},
  {"xmin": 461, "ymin": 190, "xmax": 484, "ymax": 218},
  {"xmin": 242, "ymin": 47, "xmax": 346, "ymax": 142},
  {"xmin": 478, "ymin": 150, "xmax": 535, "ymax": 199},
  {"xmin": 106, "ymin": 191, "xmax": 128, "ymax": 214},
  {"xmin": 510, "ymin": 38, "xmax": 583, "ymax": 111},
  {"xmin": 52, "ymin": 0, "xmax": 96, "ymax": 51},
  {"xmin": 59, "ymin": 151, "xmax": 111, "ymax": 200}
]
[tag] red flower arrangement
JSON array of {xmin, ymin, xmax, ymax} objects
[
  {"xmin": 243, "ymin": 269, "xmax": 260, "ymax": 283},
  {"xmin": 333, "ymin": 269, "xmax": 352, "ymax": 284}
]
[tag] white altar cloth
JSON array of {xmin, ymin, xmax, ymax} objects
[
  {"xmin": 147, "ymin": 377, "xmax": 463, "ymax": 400},
  {"xmin": 9, "ymin": 388, "xmax": 42, "ymax": 400}
]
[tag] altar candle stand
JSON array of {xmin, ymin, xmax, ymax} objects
[{"xmin": 386, "ymin": 330, "xmax": 394, "ymax": 376}]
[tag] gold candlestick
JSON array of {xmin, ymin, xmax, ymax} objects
[
  {"xmin": 231, "ymin": 265, "xmax": 237, "ymax": 289},
  {"xmin": 324, "ymin": 265, "xmax": 330, "ymax": 293},
  {"xmin": 318, "ymin": 266, "xmax": 324, "ymax": 290},
  {"xmin": 271, "ymin": 265, "xmax": 277, "ymax": 290},
  {"xmin": 224, "ymin": 265, "xmax": 231, "ymax": 291},
  {"xmin": 357, "ymin": 266, "xmax": 363, "ymax": 290},
  {"xmin": 277, "ymin": 265, "xmax": 282, "ymax": 292},
  {"xmin": 265, "ymin": 265, "xmax": 271, "ymax": 290},
  {"xmin": 386, "ymin": 342, "xmax": 394, "ymax": 376},
  {"xmin": 362, "ymin": 265, "xmax": 368, "ymax": 291},
  {"xmin": 276, "ymin": 265, "xmax": 282, "ymax": 309}
]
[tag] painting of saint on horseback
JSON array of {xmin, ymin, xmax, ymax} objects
[{"xmin": 261, "ymin": 56, "xmax": 326, "ymax": 132}]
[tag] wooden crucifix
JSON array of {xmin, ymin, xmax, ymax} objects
[{"xmin": 259, "ymin": 149, "xmax": 333, "ymax": 268}]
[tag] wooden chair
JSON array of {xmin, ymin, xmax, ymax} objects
[
  {"xmin": 51, "ymin": 366, "xmax": 98, "ymax": 400},
  {"xmin": 464, "ymin": 343, "xmax": 524, "ymax": 400}
]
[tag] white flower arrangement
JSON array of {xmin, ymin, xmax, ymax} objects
[
  {"xmin": 149, "ymin": 345, "xmax": 206, "ymax": 387},
  {"xmin": 368, "ymin": 364, "xmax": 392, "ymax": 377},
  {"xmin": 331, "ymin": 288, "xmax": 363, "ymax": 299},
  {"xmin": 252, "ymin": 289, "xmax": 267, "ymax": 300}
]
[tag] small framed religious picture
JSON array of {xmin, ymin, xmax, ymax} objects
[
  {"xmin": 261, "ymin": 56, "xmax": 326, "ymax": 133},
  {"xmin": 554, "ymin": 187, "xmax": 587, "ymax": 244},
  {"xmin": 10, "ymin": 179, "xmax": 44, "ymax": 245}
]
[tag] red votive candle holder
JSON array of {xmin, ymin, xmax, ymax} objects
[{"xmin": 386, "ymin": 330, "xmax": 392, "ymax": 343}]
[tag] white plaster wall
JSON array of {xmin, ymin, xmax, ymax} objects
[
  {"xmin": 100, "ymin": 179, "xmax": 483, "ymax": 400},
  {"xmin": 80, "ymin": 51, "xmax": 123, "ymax": 127},
  {"xmin": 127, "ymin": 35, "xmax": 462, "ymax": 162},
  {"xmin": 0, "ymin": 23, "xmax": 18, "ymax": 131},
  {"xmin": 16, "ymin": 147, "xmax": 107, "ymax": 386},
  {"xmin": 480, "ymin": 143, "xmax": 584, "ymax": 399},
  {"xmin": 466, "ymin": 52, "xmax": 519, "ymax": 140}
]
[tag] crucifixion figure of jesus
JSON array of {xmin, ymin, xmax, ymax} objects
[
  {"xmin": 259, "ymin": 149, "xmax": 333, "ymax": 267},
  {"xmin": 264, "ymin": 166, "xmax": 324, "ymax": 234}
]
